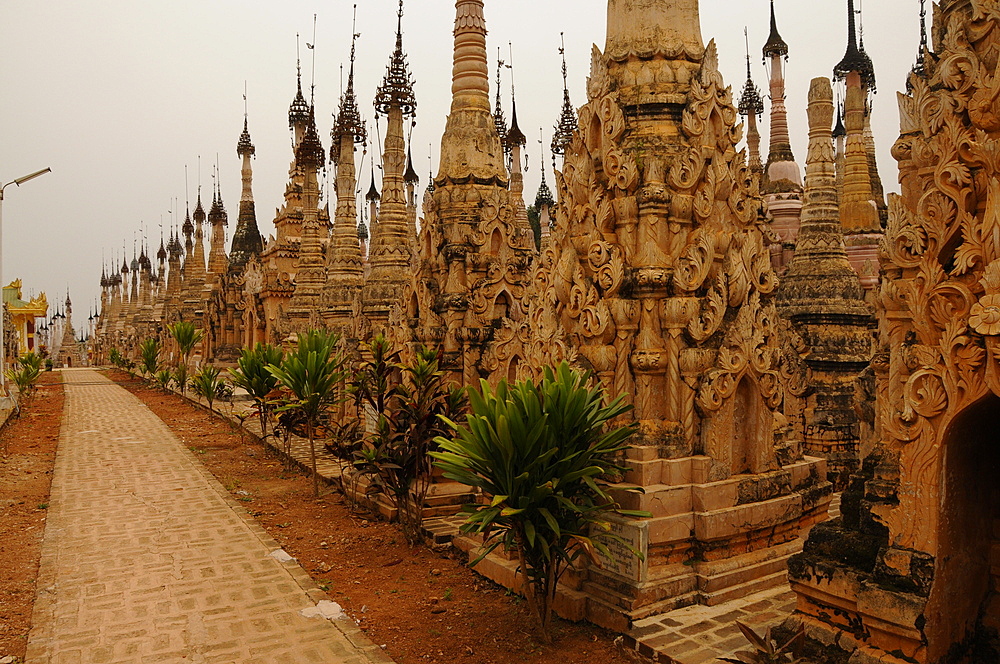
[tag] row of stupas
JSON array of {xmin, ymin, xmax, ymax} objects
[{"xmin": 86, "ymin": 1, "xmax": 966, "ymax": 660}]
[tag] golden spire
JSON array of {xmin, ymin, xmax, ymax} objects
[{"xmin": 436, "ymin": 0, "xmax": 506, "ymax": 185}]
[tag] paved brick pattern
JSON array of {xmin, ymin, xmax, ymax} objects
[
  {"xmin": 26, "ymin": 369, "xmax": 393, "ymax": 664},
  {"xmin": 622, "ymin": 586, "xmax": 798, "ymax": 664}
]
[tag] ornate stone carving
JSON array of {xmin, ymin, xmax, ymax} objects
[
  {"xmin": 790, "ymin": 4, "xmax": 1000, "ymax": 661},
  {"xmin": 472, "ymin": 0, "xmax": 829, "ymax": 627}
]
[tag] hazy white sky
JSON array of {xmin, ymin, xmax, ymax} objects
[{"xmin": 0, "ymin": 0, "xmax": 923, "ymax": 326}]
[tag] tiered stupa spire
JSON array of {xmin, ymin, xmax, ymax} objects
[
  {"xmin": 325, "ymin": 26, "xmax": 366, "ymax": 289},
  {"xmin": 365, "ymin": 164, "xmax": 380, "ymax": 247},
  {"xmin": 776, "ymin": 77, "xmax": 874, "ymax": 487},
  {"xmin": 738, "ymin": 28, "xmax": 765, "ymax": 174},
  {"xmin": 403, "ymin": 146, "xmax": 420, "ymax": 262},
  {"xmin": 189, "ymin": 190, "xmax": 207, "ymax": 291},
  {"xmin": 505, "ymin": 53, "xmax": 530, "ymax": 235},
  {"xmin": 493, "ymin": 49, "xmax": 508, "ymax": 150},
  {"xmin": 761, "ymin": 0, "xmax": 803, "ymax": 274},
  {"xmin": 835, "ymin": 0, "xmax": 882, "ymax": 291},
  {"xmin": 534, "ymin": 132, "xmax": 554, "ymax": 243},
  {"xmin": 369, "ymin": 0, "xmax": 417, "ymax": 280},
  {"xmin": 230, "ymin": 111, "xmax": 263, "ymax": 271},
  {"xmin": 436, "ymin": 0, "xmax": 506, "ymax": 186},
  {"xmin": 550, "ymin": 33, "xmax": 576, "ymax": 164},
  {"xmin": 167, "ymin": 228, "xmax": 183, "ymax": 301},
  {"xmin": 181, "ymin": 205, "xmax": 194, "ymax": 277},
  {"xmin": 288, "ymin": 39, "xmax": 312, "ymax": 147},
  {"xmin": 762, "ymin": 0, "xmax": 800, "ymax": 189},
  {"xmin": 399, "ymin": 0, "xmax": 533, "ymax": 384},
  {"xmin": 911, "ymin": 0, "xmax": 929, "ymax": 79},
  {"xmin": 288, "ymin": 107, "xmax": 327, "ymax": 324},
  {"xmin": 833, "ymin": 0, "xmax": 876, "ymax": 94},
  {"xmin": 207, "ymin": 173, "xmax": 229, "ymax": 279}
]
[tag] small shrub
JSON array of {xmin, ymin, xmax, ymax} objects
[
  {"xmin": 353, "ymin": 338, "xmax": 467, "ymax": 544},
  {"xmin": 432, "ymin": 362, "xmax": 647, "ymax": 642},
  {"xmin": 267, "ymin": 330, "xmax": 347, "ymax": 498},
  {"xmin": 154, "ymin": 369, "xmax": 173, "ymax": 392},
  {"xmin": 173, "ymin": 365, "xmax": 188, "ymax": 394},
  {"xmin": 191, "ymin": 365, "xmax": 224, "ymax": 413},
  {"xmin": 168, "ymin": 321, "xmax": 203, "ymax": 394},
  {"xmin": 139, "ymin": 337, "xmax": 161, "ymax": 378},
  {"xmin": 229, "ymin": 343, "xmax": 283, "ymax": 441},
  {"xmin": 215, "ymin": 380, "xmax": 233, "ymax": 401},
  {"xmin": 5, "ymin": 353, "xmax": 43, "ymax": 401}
]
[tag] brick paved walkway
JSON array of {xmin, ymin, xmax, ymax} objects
[
  {"xmin": 622, "ymin": 586, "xmax": 798, "ymax": 663},
  {"xmin": 26, "ymin": 369, "xmax": 393, "ymax": 664}
]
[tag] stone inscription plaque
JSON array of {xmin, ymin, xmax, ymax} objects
[{"xmin": 593, "ymin": 515, "xmax": 649, "ymax": 583}]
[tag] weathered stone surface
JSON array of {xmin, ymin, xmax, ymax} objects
[{"xmin": 789, "ymin": 2, "xmax": 1000, "ymax": 661}]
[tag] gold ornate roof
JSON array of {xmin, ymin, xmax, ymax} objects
[{"xmin": 3, "ymin": 279, "xmax": 48, "ymax": 317}]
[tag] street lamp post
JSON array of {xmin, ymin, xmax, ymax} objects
[{"xmin": 0, "ymin": 167, "xmax": 52, "ymax": 395}]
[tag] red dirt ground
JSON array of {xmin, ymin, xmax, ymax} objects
[{"xmin": 0, "ymin": 372, "xmax": 64, "ymax": 660}]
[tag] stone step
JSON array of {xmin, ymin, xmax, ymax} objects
[
  {"xmin": 699, "ymin": 569, "xmax": 789, "ymax": 606},
  {"xmin": 583, "ymin": 564, "xmax": 698, "ymax": 612},
  {"xmin": 586, "ymin": 590, "xmax": 701, "ymax": 633},
  {"xmin": 696, "ymin": 543, "xmax": 800, "ymax": 594}
]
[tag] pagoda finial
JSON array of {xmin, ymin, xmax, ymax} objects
[
  {"xmin": 426, "ymin": 147, "xmax": 435, "ymax": 193},
  {"xmin": 506, "ymin": 43, "xmax": 526, "ymax": 152},
  {"xmin": 739, "ymin": 27, "xmax": 764, "ymax": 118},
  {"xmin": 534, "ymin": 128, "xmax": 554, "ymax": 210},
  {"xmin": 494, "ymin": 48, "xmax": 508, "ymax": 150},
  {"xmin": 404, "ymin": 146, "xmax": 420, "ymax": 185},
  {"xmin": 238, "ymin": 85, "xmax": 255, "ymax": 158},
  {"xmin": 367, "ymin": 163, "xmax": 381, "ymax": 202},
  {"xmin": 834, "ymin": 0, "xmax": 876, "ymax": 93},
  {"xmin": 551, "ymin": 32, "xmax": 577, "ymax": 161},
  {"xmin": 374, "ymin": 0, "xmax": 416, "ymax": 117},
  {"xmin": 332, "ymin": 11, "xmax": 367, "ymax": 162},
  {"xmin": 297, "ymin": 107, "xmax": 325, "ymax": 169},
  {"xmin": 857, "ymin": 1, "xmax": 877, "ymax": 94},
  {"xmin": 911, "ymin": 0, "xmax": 929, "ymax": 81},
  {"xmin": 833, "ymin": 97, "xmax": 847, "ymax": 138},
  {"xmin": 289, "ymin": 33, "xmax": 311, "ymax": 129},
  {"xmin": 762, "ymin": 0, "xmax": 789, "ymax": 59}
]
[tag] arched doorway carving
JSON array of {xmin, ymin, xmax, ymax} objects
[{"xmin": 928, "ymin": 393, "xmax": 1000, "ymax": 661}]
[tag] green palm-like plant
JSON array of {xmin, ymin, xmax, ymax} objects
[
  {"xmin": 432, "ymin": 362, "xmax": 646, "ymax": 642},
  {"xmin": 19, "ymin": 352, "xmax": 43, "ymax": 375},
  {"xmin": 191, "ymin": 365, "xmax": 224, "ymax": 414},
  {"xmin": 229, "ymin": 343, "xmax": 284, "ymax": 442},
  {"xmin": 267, "ymin": 330, "xmax": 346, "ymax": 498},
  {"xmin": 154, "ymin": 368, "xmax": 173, "ymax": 392},
  {"xmin": 5, "ymin": 352, "xmax": 43, "ymax": 402},
  {"xmin": 139, "ymin": 337, "xmax": 161, "ymax": 378},
  {"xmin": 168, "ymin": 321, "xmax": 203, "ymax": 394}
]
